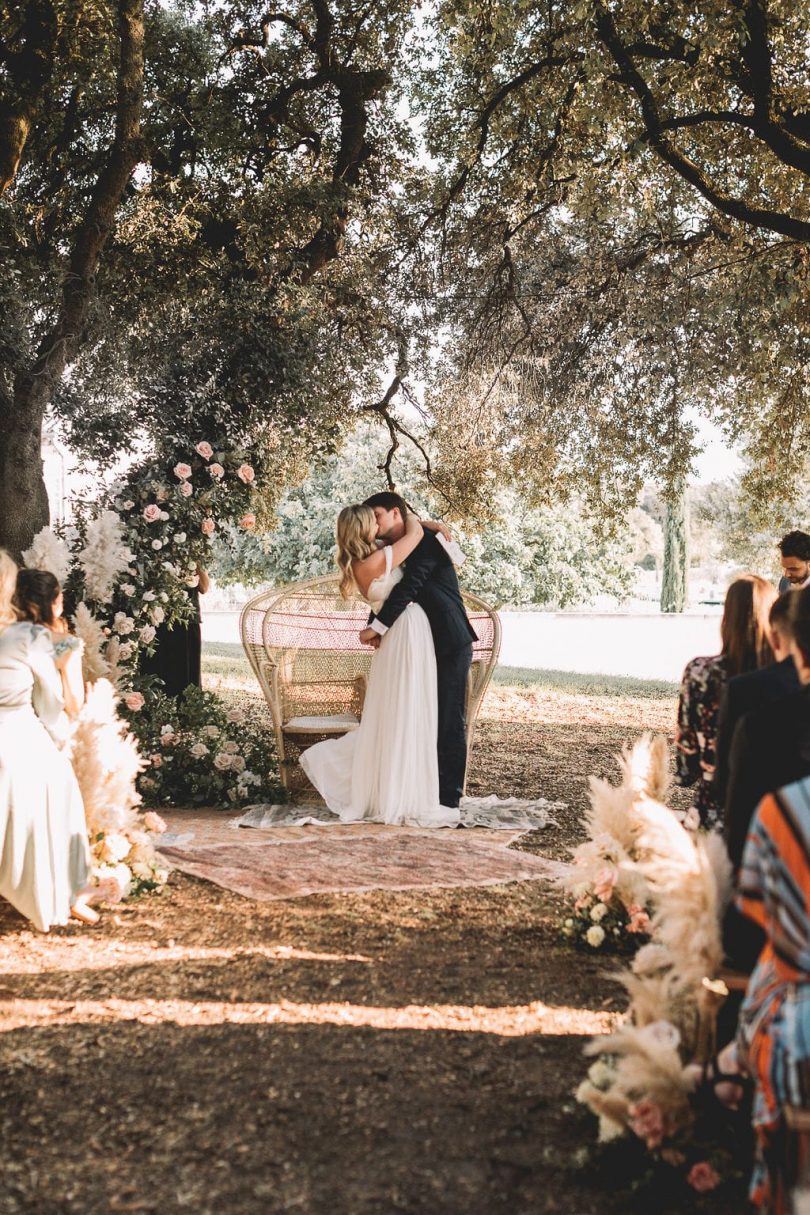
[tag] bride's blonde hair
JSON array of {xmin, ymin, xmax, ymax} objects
[
  {"xmin": 336, "ymin": 505, "xmax": 377, "ymax": 599},
  {"xmin": 0, "ymin": 550, "xmax": 19, "ymax": 628}
]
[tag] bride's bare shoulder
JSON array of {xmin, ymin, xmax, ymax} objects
[{"xmin": 352, "ymin": 546, "xmax": 386, "ymax": 595}]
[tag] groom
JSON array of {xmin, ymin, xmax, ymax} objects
[{"xmin": 358, "ymin": 492, "xmax": 478, "ymax": 808}]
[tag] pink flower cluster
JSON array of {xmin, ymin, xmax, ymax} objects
[
  {"xmin": 628, "ymin": 1099, "xmax": 670, "ymax": 1150},
  {"xmin": 687, "ymin": 1161, "xmax": 720, "ymax": 1193},
  {"xmin": 593, "ymin": 865, "xmax": 618, "ymax": 902},
  {"xmin": 627, "ymin": 904, "xmax": 651, "ymax": 934}
]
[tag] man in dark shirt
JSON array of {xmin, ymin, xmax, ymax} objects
[{"xmin": 777, "ymin": 529, "xmax": 810, "ymax": 594}]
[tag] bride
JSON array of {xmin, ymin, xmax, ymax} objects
[{"xmin": 300, "ymin": 504, "xmax": 460, "ymax": 827}]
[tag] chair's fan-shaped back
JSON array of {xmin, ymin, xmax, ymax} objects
[{"xmin": 240, "ymin": 574, "xmax": 501, "ymax": 794}]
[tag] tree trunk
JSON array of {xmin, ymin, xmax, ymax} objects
[
  {"xmin": 0, "ymin": 0, "xmax": 144, "ymax": 558},
  {"xmin": 0, "ymin": 395, "xmax": 49, "ymax": 560},
  {"xmin": 661, "ymin": 487, "xmax": 690, "ymax": 614}
]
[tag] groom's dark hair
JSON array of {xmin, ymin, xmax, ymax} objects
[{"xmin": 363, "ymin": 491, "xmax": 410, "ymax": 517}]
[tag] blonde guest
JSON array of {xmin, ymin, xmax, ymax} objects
[{"xmin": 0, "ymin": 555, "xmax": 98, "ymax": 929}]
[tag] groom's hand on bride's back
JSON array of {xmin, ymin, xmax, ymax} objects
[{"xmin": 359, "ymin": 628, "xmax": 381, "ymax": 648}]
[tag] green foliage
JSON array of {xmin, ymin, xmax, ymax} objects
[
  {"xmin": 209, "ymin": 426, "xmax": 641, "ymax": 607},
  {"xmin": 418, "ymin": 0, "xmax": 810, "ymax": 516},
  {"xmin": 123, "ymin": 684, "xmax": 285, "ymax": 807}
]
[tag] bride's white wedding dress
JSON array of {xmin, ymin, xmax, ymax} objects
[{"xmin": 300, "ymin": 545, "xmax": 459, "ymax": 827}]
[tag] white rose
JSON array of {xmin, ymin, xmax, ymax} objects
[
  {"xmin": 143, "ymin": 591, "xmax": 156, "ymax": 602},
  {"xmin": 230, "ymin": 755, "xmax": 246, "ymax": 772},
  {"xmin": 122, "ymin": 500, "xmax": 135, "ymax": 511},
  {"xmin": 588, "ymin": 1060, "xmax": 613, "ymax": 1089},
  {"xmin": 586, "ymin": 925, "xmax": 605, "ymax": 948},
  {"xmin": 590, "ymin": 903, "xmax": 608, "ymax": 923},
  {"xmin": 99, "ymin": 832, "xmax": 131, "ymax": 864},
  {"xmin": 150, "ymin": 605, "xmax": 165, "ymax": 625},
  {"xmin": 213, "ymin": 753, "xmax": 232, "ymax": 770},
  {"xmin": 113, "ymin": 612, "xmax": 135, "ymax": 636},
  {"xmin": 159, "ymin": 592, "xmax": 169, "ymax": 602},
  {"xmin": 175, "ymin": 532, "xmax": 187, "ymax": 544},
  {"xmin": 139, "ymin": 625, "xmax": 156, "ymax": 644},
  {"xmin": 226, "ymin": 709, "xmax": 245, "ymax": 724},
  {"xmin": 120, "ymin": 584, "xmax": 136, "ymax": 596},
  {"xmin": 159, "ymin": 511, "xmax": 170, "ymax": 521},
  {"xmin": 223, "ymin": 740, "xmax": 239, "ymax": 754},
  {"xmin": 205, "ymin": 725, "xmax": 220, "ymax": 738},
  {"xmin": 190, "ymin": 742, "xmax": 209, "ymax": 758},
  {"xmin": 151, "ymin": 539, "xmax": 163, "ymax": 550},
  {"xmin": 118, "ymin": 643, "xmax": 134, "ymax": 661},
  {"xmin": 160, "ymin": 724, "xmax": 175, "ymax": 737}
]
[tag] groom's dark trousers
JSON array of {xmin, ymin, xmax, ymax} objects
[{"xmin": 369, "ymin": 529, "xmax": 477, "ymax": 807}]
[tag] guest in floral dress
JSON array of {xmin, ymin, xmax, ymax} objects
[{"xmin": 675, "ymin": 575, "xmax": 776, "ymax": 829}]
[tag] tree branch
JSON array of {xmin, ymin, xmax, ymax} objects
[
  {"xmin": 14, "ymin": 0, "xmax": 146, "ymax": 411},
  {"xmin": 593, "ymin": 1, "xmax": 810, "ymax": 242}
]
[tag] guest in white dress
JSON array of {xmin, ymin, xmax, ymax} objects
[
  {"xmin": 301, "ymin": 506, "xmax": 460, "ymax": 827},
  {"xmin": 0, "ymin": 556, "xmax": 96, "ymax": 930}
]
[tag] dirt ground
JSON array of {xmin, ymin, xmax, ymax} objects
[{"xmin": 0, "ymin": 679, "xmax": 705, "ymax": 1215}]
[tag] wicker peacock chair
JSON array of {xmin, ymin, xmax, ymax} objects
[{"xmin": 240, "ymin": 574, "xmax": 501, "ymax": 796}]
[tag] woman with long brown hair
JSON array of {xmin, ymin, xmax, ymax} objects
[{"xmin": 675, "ymin": 574, "xmax": 777, "ymax": 829}]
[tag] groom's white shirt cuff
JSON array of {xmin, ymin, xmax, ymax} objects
[{"xmin": 370, "ymin": 619, "xmax": 388, "ymax": 636}]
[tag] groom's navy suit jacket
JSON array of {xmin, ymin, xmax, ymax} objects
[{"xmin": 370, "ymin": 530, "xmax": 478, "ymax": 654}]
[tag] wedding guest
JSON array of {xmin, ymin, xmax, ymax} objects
[
  {"xmin": 731, "ymin": 772, "xmax": 810, "ymax": 1212},
  {"xmin": 713, "ymin": 592, "xmax": 799, "ymax": 807},
  {"xmin": 0, "ymin": 558, "xmax": 98, "ymax": 929},
  {"xmin": 777, "ymin": 530, "xmax": 810, "ymax": 593},
  {"xmin": 724, "ymin": 584, "xmax": 810, "ymax": 870},
  {"xmin": 14, "ymin": 568, "xmax": 85, "ymax": 718},
  {"xmin": 141, "ymin": 566, "xmax": 209, "ymax": 696},
  {"xmin": 675, "ymin": 575, "xmax": 776, "ymax": 829}
]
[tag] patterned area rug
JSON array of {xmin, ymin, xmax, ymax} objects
[{"xmin": 156, "ymin": 809, "xmax": 569, "ymax": 902}]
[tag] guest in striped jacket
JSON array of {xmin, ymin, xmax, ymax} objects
[{"xmin": 734, "ymin": 776, "xmax": 810, "ymax": 1212}]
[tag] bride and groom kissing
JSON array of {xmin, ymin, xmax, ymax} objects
[{"xmin": 300, "ymin": 491, "xmax": 478, "ymax": 828}]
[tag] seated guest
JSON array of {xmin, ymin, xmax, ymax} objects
[
  {"xmin": 777, "ymin": 529, "xmax": 810, "ymax": 593},
  {"xmin": 731, "ymin": 774, "xmax": 810, "ymax": 1212},
  {"xmin": 724, "ymin": 585, "xmax": 810, "ymax": 871},
  {"xmin": 675, "ymin": 575, "xmax": 776, "ymax": 829},
  {"xmin": 713, "ymin": 592, "xmax": 800, "ymax": 808},
  {"xmin": 0, "ymin": 558, "xmax": 98, "ymax": 929}
]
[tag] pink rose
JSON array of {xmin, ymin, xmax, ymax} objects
[
  {"xmin": 628, "ymin": 1099, "xmax": 667, "ymax": 1149},
  {"xmin": 150, "ymin": 753, "xmax": 162, "ymax": 768},
  {"xmin": 143, "ymin": 504, "xmax": 161, "ymax": 523},
  {"xmin": 207, "ymin": 463, "xmax": 225, "ymax": 479},
  {"xmin": 173, "ymin": 462, "xmax": 192, "ymax": 480},
  {"xmin": 201, "ymin": 517, "xmax": 215, "ymax": 536},
  {"xmin": 143, "ymin": 811, "xmax": 167, "ymax": 834},
  {"xmin": 687, "ymin": 1162, "xmax": 721, "ymax": 1193},
  {"xmin": 236, "ymin": 463, "xmax": 255, "ymax": 484},
  {"xmin": 178, "ymin": 481, "xmax": 193, "ymax": 497},
  {"xmin": 627, "ymin": 904, "xmax": 651, "ymax": 935},
  {"xmin": 239, "ymin": 513, "xmax": 256, "ymax": 530},
  {"xmin": 125, "ymin": 692, "xmax": 145, "ymax": 711},
  {"xmin": 593, "ymin": 865, "xmax": 618, "ymax": 903},
  {"xmin": 195, "ymin": 442, "xmax": 213, "ymax": 460}
]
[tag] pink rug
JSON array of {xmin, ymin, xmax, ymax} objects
[{"xmin": 156, "ymin": 810, "xmax": 567, "ymax": 902}]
